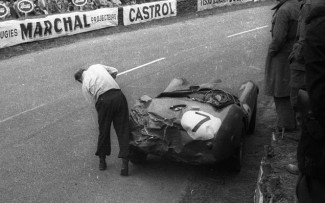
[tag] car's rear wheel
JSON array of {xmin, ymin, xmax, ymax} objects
[
  {"xmin": 230, "ymin": 128, "xmax": 246, "ymax": 172},
  {"xmin": 129, "ymin": 147, "xmax": 147, "ymax": 165},
  {"xmin": 247, "ymin": 98, "xmax": 257, "ymax": 134}
]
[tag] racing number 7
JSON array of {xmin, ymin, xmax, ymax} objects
[{"xmin": 192, "ymin": 112, "xmax": 211, "ymax": 132}]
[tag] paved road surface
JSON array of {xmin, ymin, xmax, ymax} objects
[{"xmin": 0, "ymin": 4, "xmax": 274, "ymax": 203}]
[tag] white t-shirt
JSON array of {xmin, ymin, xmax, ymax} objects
[{"xmin": 82, "ymin": 64, "xmax": 119, "ymax": 104}]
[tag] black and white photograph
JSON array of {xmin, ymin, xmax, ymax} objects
[{"xmin": 1, "ymin": 0, "xmax": 325, "ymax": 202}]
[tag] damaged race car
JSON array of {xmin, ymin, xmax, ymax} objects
[{"xmin": 128, "ymin": 78, "xmax": 259, "ymax": 172}]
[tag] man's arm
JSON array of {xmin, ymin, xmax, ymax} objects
[
  {"xmin": 89, "ymin": 64, "xmax": 118, "ymax": 79},
  {"xmin": 82, "ymin": 85, "xmax": 96, "ymax": 105},
  {"xmin": 269, "ymin": 9, "xmax": 289, "ymax": 56},
  {"xmin": 81, "ymin": 84, "xmax": 98, "ymax": 125},
  {"xmin": 103, "ymin": 65, "xmax": 118, "ymax": 79}
]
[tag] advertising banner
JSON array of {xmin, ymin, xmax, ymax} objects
[
  {"xmin": 197, "ymin": 0, "xmax": 253, "ymax": 11},
  {"xmin": 123, "ymin": 0, "xmax": 177, "ymax": 26},
  {"xmin": 0, "ymin": 8, "xmax": 118, "ymax": 48}
]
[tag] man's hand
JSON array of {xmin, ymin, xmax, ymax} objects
[{"xmin": 111, "ymin": 72, "xmax": 117, "ymax": 79}]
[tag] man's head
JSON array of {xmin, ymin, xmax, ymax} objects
[{"xmin": 74, "ymin": 69, "xmax": 86, "ymax": 83}]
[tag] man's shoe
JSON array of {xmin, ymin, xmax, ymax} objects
[
  {"xmin": 120, "ymin": 158, "xmax": 129, "ymax": 176},
  {"xmin": 286, "ymin": 164, "xmax": 299, "ymax": 175},
  {"xmin": 99, "ymin": 156, "xmax": 107, "ymax": 171}
]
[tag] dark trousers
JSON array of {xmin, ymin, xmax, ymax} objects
[
  {"xmin": 274, "ymin": 96, "xmax": 296, "ymax": 130},
  {"xmin": 95, "ymin": 89, "xmax": 130, "ymax": 158}
]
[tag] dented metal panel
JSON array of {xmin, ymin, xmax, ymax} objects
[{"xmin": 129, "ymin": 78, "xmax": 259, "ymax": 165}]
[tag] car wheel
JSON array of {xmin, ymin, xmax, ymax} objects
[
  {"xmin": 247, "ymin": 98, "xmax": 257, "ymax": 134},
  {"xmin": 230, "ymin": 128, "xmax": 246, "ymax": 172},
  {"xmin": 129, "ymin": 147, "xmax": 147, "ymax": 165}
]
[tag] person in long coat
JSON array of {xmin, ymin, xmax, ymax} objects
[
  {"xmin": 296, "ymin": 3, "xmax": 325, "ymax": 202},
  {"xmin": 264, "ymin": 0, "xmax": 300, "ymax": 131}
]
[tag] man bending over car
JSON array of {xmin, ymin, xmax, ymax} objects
[{"xmin": 74, "ymin": 64, "xmax": 130, "ymax": 176}]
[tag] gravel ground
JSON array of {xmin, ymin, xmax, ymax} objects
[{"xmin": 257, "ymin": 129, "xmax": 299, "ymax": 203}]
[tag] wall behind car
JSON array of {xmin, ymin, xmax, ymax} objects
[{"xmin": 0, "ymin": 0, "xmax": 269, "ymax": 49}]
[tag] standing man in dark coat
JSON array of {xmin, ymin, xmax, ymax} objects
[
  {"xmin": 288, "ymin": 0, "xmax": 311, "ymax": 121},
  {"xmin": 264, "ymin": 0, "xmax": 300, "ymax": 132},
  {"xmin": 296, "ymin": 2, "xmax": 325, "ymax": 202},
  {"xmin": 74, "ymin": 64, "xmax": 130, "ymax": 176},
  {"xmin": 285, "ymin": 0, "xmax": 311, "ymax": 175}
]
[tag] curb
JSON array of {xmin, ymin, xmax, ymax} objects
[
  {"xmin": 254, "ymin": 131, "xmax": 298, "ymax": 203},
  {"xmin": 254, "ymin": 132, "xmax": 278, "ymax": 203},
  {"xmin": 254, "ymin": 144, "xmax": 274, "ymax": 203}
]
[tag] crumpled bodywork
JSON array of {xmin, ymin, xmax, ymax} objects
[{"xmin": 129, "ymin": 78, "xmax": 258, "ymax": 164}]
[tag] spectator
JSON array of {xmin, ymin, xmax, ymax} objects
[
  {"xmin": 47, "ymin": 0, "xmax": 62, "ymax": 14},
  {"xmin": 296, "ymin": 1, "xmax": 325, "ymax": 202},
  {"xmin": 84, "ymin": 0, "xmax": 96, "ymax": 10},
  {"xmin": 36, "ymin": 0, "xmax": 49, "ymax": 14},
  {"xmin": 110, "ymin": 0, "xmax": 121, "ymax": 7},
  {"xmin": 285, "ymin": 0, "xmax": 311, "ymax": 175},
  {"xmin": 95, "ymin": 0, "xmax": 113, "ymax": 8},
  {"xmin": 288, "ymin": 0, "xmax": 311, "ymax": 126},
  {"xmin": 13, "ymin": 0, "xmax": 23, "ymax": 18},
  {"xmin": 264, "ymin": 0, "xmax": 300, "ymax": 134}
]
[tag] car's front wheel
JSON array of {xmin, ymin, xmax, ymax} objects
[{"xmin": 129, "ymin": 147, "xmax": 147, "ymax": 165}]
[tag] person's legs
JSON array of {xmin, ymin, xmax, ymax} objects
[
  {"xmin": 290, "ymin": 87, "xmax": 300, "ymax": 112},
  {"xmin": 274, "ymin": 96, "xmax": 296, "ymax": 130},
  {"xmin": 95, "ymin": 94, "xmax": 114, "ymax": 170},
  {"xmin": 112, "ymin": 91, "xmax": 130, "ymax": 176},
  {"xmin": 112, "ymin": 92, "xmax": 130, "ymax": 159},
  {"xmin": 287, "ymin": 68, "xmax": 306, "ymax": 172},
  {"xmin": 95, "ymin": 102, "xmax": 113, "ymax": 157}
]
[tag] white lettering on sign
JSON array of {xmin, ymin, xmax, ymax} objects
[
  {"xmin": 0, "ymin": 8, "xmax": 5, "ymax": 12},
  {"xmin": 198, "ymin": 0, "xmax": 252, "ymax": 11},
  {"xmin": 0, "ymin": 29, "xmax": 19, "ymax": 39},
  {"xmin": 20, "ymin": 4, "xmax": 31, "ymax": 9},
  {"xmin": 200, "ymin": 0, "xmax": 228, "ymax": 6},
  {"xmin": 91, "ymin": 14, "xmax": 117, "ymax": 24},
  {"xmin": 123, "ymin": 0, "xmax": 176, "ymax": 26},
  {"xmin": 181, "ymin": 110, "xmax": 222, "ymax": 140}
]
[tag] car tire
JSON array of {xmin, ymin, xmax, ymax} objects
[
  {"xmin": 129, "ymin": 147, "xmax": 147, "ymax": 165},
  {"xmin": 247, "ymin": 98, "xmax": 257, "ymax": 134},
  {"xmin": 230, "ymin": 128, "xmax": 246, "ymax": 172}
]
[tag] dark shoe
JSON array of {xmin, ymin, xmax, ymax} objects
[
  {"xmin": 99, "ymin": 156, "xmax": 107, "ymax": 171},
  {"xmin": 120, "ymin": 158, "xmax": 129, "ymax": 176}
]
